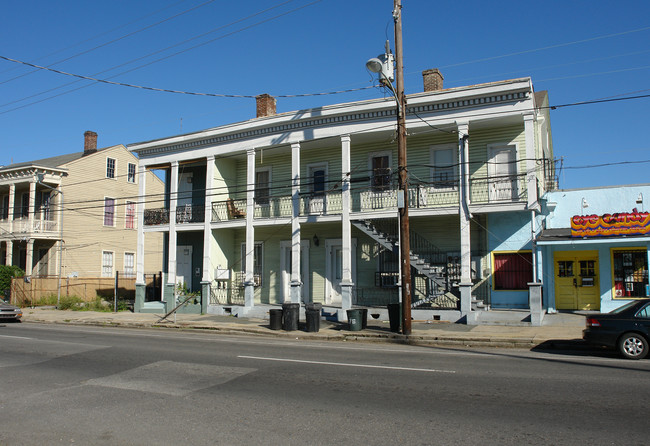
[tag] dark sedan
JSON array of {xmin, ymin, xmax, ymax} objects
[
  {"xmin": 0, "ymin": 298, "xmax": 22, "ymax": 321},
  {"xmin": 583, "ymin": 298, "xmax": 650, "ymax": 359}
]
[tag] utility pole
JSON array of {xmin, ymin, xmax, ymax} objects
[{"xmin": 394, "ymin": 0, "xmax": 411, "ymax": 335}]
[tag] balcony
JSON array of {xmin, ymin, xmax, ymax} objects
[{"xmin": 0, "ymin": 217, "xmax": 59, "ymax": 236}]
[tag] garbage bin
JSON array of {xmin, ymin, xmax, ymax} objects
[
  {"xmin": 305, "ymin": 309, "xmax": 320, "ymax": 332},
  {"xmin": 387, "ymin": 303, "xmax": 401, "ymax": 333},
  {"xmin": 347, "ymin": 309, "xmax": 363, "ymax": 331},
  {"xmin": 305, "ymin": 302, "xmax": 323, "ymax": 312},
  {"xmin": 360, "ymin": 308, "xmax": 368, "ymax": 329},
  {"xmin": 269, "ymin": 309, "xmax": 283, "ymax": 330},
  {"xmin": 282, "ymin": 303, "xmax": 300, "ymax": 331}
]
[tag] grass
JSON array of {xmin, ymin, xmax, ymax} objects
[{"xmin": 29, "ymin": 295, "xmax": 131, "ymax": 312}]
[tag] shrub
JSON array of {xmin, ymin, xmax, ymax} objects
[{"xmin": 0, "ymin": 265, "xmax": 25, "ymax": 300}]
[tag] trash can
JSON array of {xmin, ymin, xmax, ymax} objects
[
  {"xmin": 282, "ymin": 303, "xmax": 300, "ymax": 331},
  {"xmin": 305, "ymin": 309, "xmax": 320, "ymax": 332},
  {"xmin": 269, "ymin": 309, "xmax": 283, "ymax": 330},
  {"xmin": 305, "ymin": 302, "xmax": 323, "ymax": 312},
  {"xmin": 387, "ymin": 303, "xmax": 401, "ymax": 333},
  {"xmin": 347, "ymin": 309, "xmax": 363, "ymax": 331},
  {"xmin": 360, "ymin": 308, "xmax": 368, "ymax": 329}
]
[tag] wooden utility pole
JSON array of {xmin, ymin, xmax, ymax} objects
[{"xmin": 393, "ymin": 0, "xmax": 411, "ymax": 335}]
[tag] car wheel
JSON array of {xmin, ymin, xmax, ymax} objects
[{"xmin": 618, "ymin": 333, "xmax": 649, "ymax": 360}]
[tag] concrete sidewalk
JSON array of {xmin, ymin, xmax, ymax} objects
[{"xmin": 18, "ymin": 307, "xmax": 587, "ymax": 349}]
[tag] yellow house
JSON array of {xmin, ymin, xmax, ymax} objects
[{"xmin": 0, "ymin": 131, "xmax": 164, "ymax": 283}]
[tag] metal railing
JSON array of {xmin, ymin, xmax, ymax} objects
[
  {"xmin": 144, "ymin": 208, "xmax": 169, "ymax": 226},
  {"xmin": 176, "ymin": 204, "xmax": 205, "ymax": 224}
]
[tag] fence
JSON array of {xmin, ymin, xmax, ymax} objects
[{"xmin": 10, "ymin": 274, "xmax": 137, "ymax": 307}]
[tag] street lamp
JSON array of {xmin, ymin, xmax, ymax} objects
[
  {"xmin": 365, "ymin": 0, "xmax": 412, "ymax": 335},
  {"xmin": 36, "ymin": 173, "xmax": 63, "ymax": 308}
]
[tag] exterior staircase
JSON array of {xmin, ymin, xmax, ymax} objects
[{"xmin": 351, "ymin": 219, "xmax": 455, "ymax": 309}]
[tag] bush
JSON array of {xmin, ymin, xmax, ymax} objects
[{"xmin": 0, "ymin": 265, "xmax": 25, "ymax": 300}]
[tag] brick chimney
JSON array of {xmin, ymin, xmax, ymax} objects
[
  {"xmin": 84, "ymin": 131, "xmax": 98, "ymax": 155},
  {"xmin": 256, "ymin": 94, "xmax": 276, "ymax": 118},
  {"xmin": 422, "ymin": 69, "xmax": 444, "ymax": 92}
]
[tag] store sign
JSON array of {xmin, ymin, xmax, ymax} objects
[{"xmin": 571, "ymin": 208, "xmax": 650, "ymax": 237}]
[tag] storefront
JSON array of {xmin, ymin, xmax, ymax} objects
[{"xmin": 538, "ymin": 186, "xmax": 650, "ymax": 312}]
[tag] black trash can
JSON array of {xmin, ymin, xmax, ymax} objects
[
  {"xmin": 305, "ymin": 302, "xmax": 323, "ymax": 312},
  {"xmin": 305, "ymin": 309, "xmax": 320, "ymax": 332},
  {"xmin": 282, "ymin": 303, "xmax": 300, "ymax": 331},
  {"xmin": 347, "ymin": 309, "xmax": 363, "ymax": 331},
  {"xmin": 387, "ymin": 303, "xmax": 401, "ymax": 333},
  {"xmin": 360, "ymin": 308, "xmax": 368, "ymax": 329},
  {"xmin": 269, "ymin": 309, "xmax": 283, "ymax": 330}
]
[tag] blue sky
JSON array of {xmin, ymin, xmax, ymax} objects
[{"xmin": 1, "ymin": 0, "xmax": 648, "ymax": 190}]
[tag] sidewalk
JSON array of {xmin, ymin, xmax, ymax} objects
[{"xmin": 19, "ymin": 307, "xmax": 586, "ymax": 349}]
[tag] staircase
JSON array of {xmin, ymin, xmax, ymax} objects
[{"xmin": 351, "ymin": 219, "xmax": 456, "ymax": 309}]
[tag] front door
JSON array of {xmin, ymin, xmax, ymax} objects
[
  {"xmin": 176, "ymin": 245, "xmax": 193, "ymax": 292},
  {"xmin": 554, "ymin": 250, "xmax": 600, "ymax": 310},
  {"xmin": 329, "ymin": 245, "xmax": 343, "ymax": 305},
  {"xmin": 488, "ymin": 145, "xmax": 517, "ymax": 201}
]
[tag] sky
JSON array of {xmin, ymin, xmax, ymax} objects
[{"xmin": 1, "ymin": 0, "xmax": 649, "ymax": 190}]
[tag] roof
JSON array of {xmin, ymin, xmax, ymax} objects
[{"xmin": 0, "ymin": 145, "xmax": 115, "ymax": 173}]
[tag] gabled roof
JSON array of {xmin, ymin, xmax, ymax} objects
[{"xmin": 0, "ymin": 145, "xmax": 116, "ymax": 173}]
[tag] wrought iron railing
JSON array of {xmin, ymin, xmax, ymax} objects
[
  {"xmin": 144, "ymin": 208, "xmax": 169, "ymax": 225},
  {"xmin": 176, "ymin": 204, "xmax": 205, "ymax": 224}
]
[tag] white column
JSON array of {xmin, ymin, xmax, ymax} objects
[
  {"xmin": 524, "ymin": 113, "xmax": 539, "ymax": 209},
  {"xmin": 457, "ymin": 122, "xmax": 472, "ymax": 315},
  {"xmin": 136, "ymin": 165, "xmax": 147, "ymax": 285},
  {"xmin": 290, "ymin": 142, "xmax": 302, "ymax": 304},
  {"xmin": 8, "ymin": 184, "xmax": 15, "ymax": 233},
  {"xmin": 244, "ymin": 149, "xmax": 256, "ymax": 308},
  {"xmin": 202, "ymin": 156, "xmax": 215, "ymax": 283},
  {"xmin": 340, "ymin": 135, "xmax": 353, "ymax": 311},
  {"xmin": 168, "ymin": 162, "xmax": 179, "ymax": 286},
  {"xmin": 5, "ymin": 240, "xmax": 12, "ymax": 266},
  {"xmin": 28, "ymin": 180, "xmax": 36, "ymax": 232},
  {"xmin": 25, "ymin": 239, "xmax": 34, "ymax": 276}
]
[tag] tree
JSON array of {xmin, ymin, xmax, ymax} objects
[{"xmin": 0, "ymin": 265, "xmax": 25, "ymax": 300}]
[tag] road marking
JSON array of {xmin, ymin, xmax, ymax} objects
[
  {"xmin": 238, "ymin": 355, "xmax": 456, "ymax": 373},
  {"xmin": 0, "ymin": 334, "xmax": 32, "ymax": 340}
]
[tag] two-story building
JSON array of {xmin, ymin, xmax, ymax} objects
[
  {"xmin": 0, "ymin": 131, "xmax": 164, "ymax": 284},
  {"xmin": 129, "ymin": 70, "xmax": 555, "ymax": 322}
]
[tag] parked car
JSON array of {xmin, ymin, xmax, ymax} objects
[
  {"xmin": 0, "ymin": 298, "xmax": 22, "ymax": 321},
  {"xmin": 583, "ymin": 298, "xmax": 650, "ymax": 359}
]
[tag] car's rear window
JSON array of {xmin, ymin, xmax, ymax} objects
[{"xmin": 610, "ymin": 301, "xmax": 640, "ymax": 314}]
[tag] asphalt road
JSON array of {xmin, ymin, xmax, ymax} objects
[{"xmin": 0, "ymin": 321, "xmax": 648, "ymax": 445}]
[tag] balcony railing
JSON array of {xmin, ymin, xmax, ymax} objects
[
  {"xmin": 1, "ymin": 217, "xmax": 58, "ymax": 234},
  {"xmin": 144, "ymin": 208, "xmax": 169, "ymax": 226},
  {"xmin": 470, "ymin": 174, "xmax": 528, "ymax": 203},
  {"xmin": 176, "ymin": 204, "xmax": 205, "ymax": 224}
]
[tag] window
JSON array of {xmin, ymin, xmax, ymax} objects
[
  {"xmin": 1, "ymin": 195, "xmax": 8, "ymax": 219},
  {"xmin": 124, "ymin": 252, "xmax": 135, "ymax": 278},
  {"xmin": 102, "ymin": 251, "xmax": 114, "ymax": 277},
  {"xmin": 127, "ymin": 163, "xmax": 136, "ymax": 183},
  {"xmin": 370, "ymin": 154, "xmax": 391, "ymax": 192},
  {"xmin": 255, "ymin": 169, "xmax": 270, "ymax": 205},
  {"xmin": 106, "ymin": 158, "xmax": 116, "ymax": 179},
  {"xmin": 125, "ymin": 201, "xmax": 136, "ymax": 229},
  {"xmin": 430, "ymin": 145, "xmax": 457, "ymax": 189},
  {"xmin": 240, "ymin": 242, "xmax": 263, "ymax": 286},
  {"xmin": 104, "ymin": 198, "xmax": 115, "ymax": 226},
  {"xmin": 493, "ymin": 252, "xmax": 532, "ymax": 290},
  {"xmin": 612, "ymin": 249, "xmax": 648, "ymax": 298},
  {"xmin": 21, "ymin": 193, "xmax": 29, "ymax": 217},
  {"xmin": 312, "ymin": 168, "xmax": 326, "ymax": 196}
]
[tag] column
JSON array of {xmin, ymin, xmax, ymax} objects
[
  {"xmin": 201, "ymin": 156, "xmax": 215, "ymax": 313},
  {"xmin": 340, "ymin": 135, "xmax": 353, "ymax": 312},
  {"xmin": 136, "ymin": 165, "xmax": 147, "ymax": 285},
  {"xmin": 244, "ymin": 149, "xmax": 256, "ymax": 308},
  {"xmin": 457, "ymin": 122, "xmax": 472, "ymax": 315},
  {"xmin": 28, "ymin": 180, "xmax": 36, "ymax": 233},
  {"xmin": 166, "ymin": 162, "xmax": 179, "ymax": 309},
  {"xmin": 25, "ymin": 239, "xmax": 34, "ymax": 276},
  {"xmin": 8, "ymin": 184, "xmax": 15, "ymax": 233},
  {"xmin": 5, "ymin": 240, "xmax": 12, "ymax": 266},
  {"xmin": 524, "ymin": 113, "xmax": 539, "ymax": 210},
  {"xmin": 290, "ymin": 143, "xmax": 302, "ymax": 304}
]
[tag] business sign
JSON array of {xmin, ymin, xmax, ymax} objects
[{"xmin": 571, "ymin": 208, "xmax": 650, "ymax": 238}]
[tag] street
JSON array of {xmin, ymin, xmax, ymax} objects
[{"xmin": 0, "ymin": 322, "xmax": 648, "ymax": 445}]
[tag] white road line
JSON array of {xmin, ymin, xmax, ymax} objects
[
  {"xmin": 0, "ymin": 334, "xmax": 32, "ymax": 340},
  {"xmin": 238, "ymin": 355, "xmax": 456, "ymax": 373}
]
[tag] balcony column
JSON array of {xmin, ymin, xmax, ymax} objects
[
  {"xmin": 28, "ymin": 180, "xmax": 36, "ymax": 232},
  {"xmin": 8, "ymin": 184, "xmax": 15, "ymax": 233},
  {"xmin": 340, "ymin": 135, "xmax": 353, "ymax": 313},
  {"xmin": 244, "ymin": 149, "xmax": 256, "ymax": 308},
  {"xmin": 5, "ymin": 240, "xmax": 12, "ymax": 266},
  {"xmin": 201, "ymin": 156, "xmax": 215, "ymax": 313},
  {"xmin": 524, "ymin": 113, "xmax": 539, "ymax": 210},
  {"xmin": 456, "ymin": 122, "xmax": 472, "ymax": 316},
  {"xmin": 290, "ymin": 142, "xmax": 302, "ymax": 304},
  {"xmin": 136, "ymin": 165, "xmax": 147, "ymax": 285},
  {"xmin": 166, "ymin": 161, "xmax": 179, "ymax": 309}
]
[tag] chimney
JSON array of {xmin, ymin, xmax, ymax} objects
[
  {"xmin": 84, "ymin": 131, "xmax": 98, "ymax": 155},
  {"xmin": 422, "ymin": 69, "xmax": 444, "ymax": 92},
  {"xmin": 256, "ymin": 94, "xmax": 276, "ymax": 118}
]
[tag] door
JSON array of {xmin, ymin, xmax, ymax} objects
[
  {"xmin": 176, "ymin": 245, "xmax": 193, "ymax": 291},
  {"xmin": 308, "ymin": 166, "xmax": 327, "ymax": 214},
  {"xmin": 36, "ymin": 248, "xmax": 48, "ymax": 276},
  {"xmin": 329, "ymin": 245, "xmax": 343, "ymax": 305},
  {"xmin": 488, "ymin": 145, "xmax": 517, "ymax": 201},
  {"xmin": 554, "ymin": 251, "xmax": 600, "ymax": 310}
]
